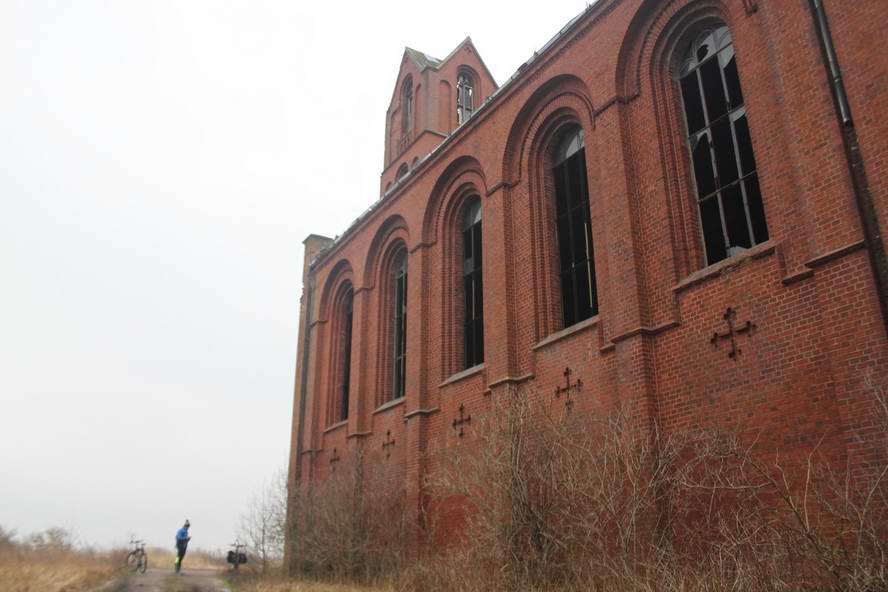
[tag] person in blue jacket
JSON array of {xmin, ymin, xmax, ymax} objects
[{"xmin": 174, "ymin": 520, "xmax": 191, "ymax": 573}]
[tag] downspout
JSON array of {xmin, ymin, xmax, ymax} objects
[
  {"xmin": 286, "ymin": 275, "xmax": 314, "ymax": 575},
  {"xmin": 807, "ymin": 0, "xmax": 888, "ymax": 338},
  {"xmin": 294, "ymin": 276, "xmax": 315, "ymax": 483}
]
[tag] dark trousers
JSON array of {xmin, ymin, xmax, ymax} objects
[{"xmin": 175, "ymin": 542, "xmax": 188, "ymax": 571}]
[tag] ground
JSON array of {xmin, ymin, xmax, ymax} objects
[{"xmin": 120, "ymin": 567, "xmax": 230, "ymax": 592}]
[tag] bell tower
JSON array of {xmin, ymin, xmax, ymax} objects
[{"xmin": 380, "ymin": 38, "xmax": 498, "ymax": 195}]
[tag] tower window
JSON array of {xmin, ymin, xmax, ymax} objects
[
  {"xmin": 396, "ymin": 163, "xmax": 409, "ymax": 182},
  {"xmin": 457, "ymin": 72, "xmax": 475, "ymax": 124},
  {"xmin": 461, "ymin": 199, "xmax": 484, "ymax": 368},
  {"xmin": 678, "ymin": 26, "xmax": 768, "ymax": 265},
  {"xmin": 401, "ymin": 77, "xmax": 414, "ymax": 139},
  {"xmin": 552, "ymin": 126, "xmax": 598, "ymax": 328}
]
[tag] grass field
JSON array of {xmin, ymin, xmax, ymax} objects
[{"xmin": 0, "ymin": 547, "xmax": 119, "ymax": 592}]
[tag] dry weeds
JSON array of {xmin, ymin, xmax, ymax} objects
[
  {"xmin": 284, "ymin": 380, "xmax": 888, "ymax": 592},
  {"xmin": 0, "ymin": 547, "xmax": 120, "ymax": 592}
]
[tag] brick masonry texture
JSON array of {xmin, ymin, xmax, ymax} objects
[{"xmin": 288, "ymin": 0, "xmax": 888, "ymax": 540}]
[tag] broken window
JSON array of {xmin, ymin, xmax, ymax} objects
[
  {"xmin": 678, "ymin": 26, "xmax": 768, "ymax": 265},
  {"xmin": 462, "ymin": 199, "xmax": 484, "ymax": 368},
  {"xmin": 457, "ymin": 71, "xmax": 475, "ymax": 124},
  {"xmin": 391, "ymin": 249, "xmax": 408, "ymax": 401},
  {"xmin": 337, "ymin": 287, "xmax": 354, "ymax": 422},
  {"xmin": 552, "ymin": 126, "xmax": 598, "ymax": 328}
]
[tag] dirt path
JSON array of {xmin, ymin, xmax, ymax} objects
[{"xmin": 120, "ymin": 567, "xmax": 230, "ymax": 592}]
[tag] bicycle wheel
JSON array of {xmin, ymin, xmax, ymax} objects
[
  {"xmin": 138, "ymin": 552, "xmax": 148, "ymax": 573},
  {"xmin": 126, "ymin": 551, "xmax": 139, "ymax": 570}
]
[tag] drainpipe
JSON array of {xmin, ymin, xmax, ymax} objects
[
  {"xmin": 286, "ymin": 275, "xmax": 314, "ymax": 575},
  {"xmin": 807, "ymin": 0, "xmax": 888, "ymax": 338},
  {"xmin": 294, "ymin": 276, "xmax": 314, "ymax": 483}
]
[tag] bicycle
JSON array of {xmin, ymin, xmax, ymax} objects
[{"xmin": 126, "ymin": 539, "xmax": 148, "ymax": 573}]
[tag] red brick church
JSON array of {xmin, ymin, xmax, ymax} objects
[{"xmin": 288, "ymin": 0, "xmax": 888, "ymax": 550}]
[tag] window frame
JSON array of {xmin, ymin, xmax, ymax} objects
[
  {"xmin": 401, "ymin": 77, "xmax": 414, "ymax": 140},
  {"xmin": 390, "ymin": 248, "xmax": 408, "ymax": 401},
  {"xmin": 336, "ymin": 287, "xmax": 354, "ymax": 422},
  {"xmin": 461, "ymin": 198, "xmax": 484, "ymax": 369},
  {"xmin": 456, "ymin": 70, "xmax": 475, "ymax": 125},
  {"xmin": 676, "ymin": 25, "xmax": 769, "ymax": 267},
  {"xmin": 550, "ymin": 125, "xmax": 598, "ymax": 329}
]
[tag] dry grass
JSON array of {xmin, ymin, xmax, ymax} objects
[
  {"xmin": 149, "ymin": 546, "xmax": 226, "ymax": 571},
  {"xmin": 229, "ymin": 573, "xmax": 390, "ymax": 592},
  {"xmin": 0, "ymin": 547, "xmax": 120, "ymax": 592}
]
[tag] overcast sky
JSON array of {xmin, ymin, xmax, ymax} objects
[{"xmin": 0, "ymin": 0, "xmax": 591, "ymax": 550}]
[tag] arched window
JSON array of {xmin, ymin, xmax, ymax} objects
[
  {"xmin": 396, "ymin": 163, "xmax": 409, "ymax": 182},
  {"xmin": 401, "ymin": 77, "xmax": 414, "ymax": 139},
  {"xmin": 677, "ymin": 26, "xmax": 768, "ymax": 265},
  {"xmin": 391, "ymin": 249, "xmax": 408, "ymax": 400},
  {"xmin": 457, "ymin": 71, "xmax": 475, "ymax": 124},
  {"xmin": 552, "ymin": 126, "xmax": 598, "ymax": 328},
  {"xmin": 336, "ymin": 287, "xmax": 354, "ymax": 422},
  {"xmin": 462, "ymin": 199, "xmax": 483, "ymax": 368}
]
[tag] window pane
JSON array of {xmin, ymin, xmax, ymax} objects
[
  {"xmin": 473, "ymin": 222, "xmax": 482, "ymax": 269},
  {"xmin": 571, "ymin": 211, "xmax": 590, "ymax": 266},
  {"xmin": 744, "ymin": 174, "xmax": 769, "ymax": 244},
  {"xmin": 733, "ymin": 111, "xmax": 756, "ymax": 176},
  {"xmin": 720, "ymin": 47, "xmax": 744, "ymax": 109},
  {"xmin": 560, "ymin": 271, "xmax": 576, "ymax": 328},
  {"xmin": 474, "ymin": 317, "xmax": 484, "ymax": 365},
  {"xmin": 475, "ymin": 272, "xmax": 483, "ymax": 321},
  {"xmin": 711, "ymin": 117, "xmax": 739, "ymax": 187},
  {"xmin": 574, "ymin": 262, "xmax": 592, "ymax": 323},
  {"xmin": 700, "ymin": 195, "xmax": 727, "ymax": 264},
  {"xmin": 464, "ymin": 275, "xmax": 473, "ymax": 320},
  {"xmin": 464, "ymin": 320, "xmax": 474, "ymax": 369},
  {"xmin": 462, "ymin": 227, "xmax": 473, "ymax": 271},
  {"xmin": 691, "ymin": 132, "xmax": 717, "ymax": 198},
  {"xmin": 700, "ymin": 58, "xmax": 728, "ymax": 122},
  {"xmin": 722, "ymin": 184, "xmax": 752, "ymax": 250},
  {"xmin": 567, "ymin": 152, "xmax": 586, "ymax": 209},
  {"xmin": 556, "ymin": 215, "xmax": 572, "ymax": 273},
  {"xmin": 680, "ymin": 73, "xmax": 707, "ymax": 134}
]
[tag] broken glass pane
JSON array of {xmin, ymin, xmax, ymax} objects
[
  {"xmin": 681, "ymin": 73, "xmax": 707, "ymax": 134},
  {"xmin": 712, "ymin": 117, "xmax": 739, "ymax": 187},
  {"xmin": 691, "ymin": 132, "xmax": 717, "ymax": 198},
  {"xmin": 722, "ymin": 184, "xmax": 752, "ymax": 249},
  {"xmin": 700, "ymin": 195, "xmax": 726, "ymax": 264}
]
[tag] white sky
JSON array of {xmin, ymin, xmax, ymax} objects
[{"xmin": 0, "ymin": 0, "xmax": 590, "ymax": 550}]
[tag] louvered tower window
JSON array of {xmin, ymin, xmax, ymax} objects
[{"xmin": 457, "ymin": 72, "xmax": 475, "ymax": 124}]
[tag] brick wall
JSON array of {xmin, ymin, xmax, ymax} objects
[{"xmin": 288, "ymin": 0, "xmax": 888, "ymax": 549}]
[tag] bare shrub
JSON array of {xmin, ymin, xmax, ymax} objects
[
  {"xmin": 285, "ymin": 381, "xmax": 888, "ymax": 592},
  {"xmin": 239, "ymin": 468, "xmax": 288, "ymax": 572},
  {"xmin": 288, "ymin": 448, "xmax": 412, "ymax": 583},
  {"xmin": 418, "ymin": 382, "xmax": 888, "ymax": 592}
]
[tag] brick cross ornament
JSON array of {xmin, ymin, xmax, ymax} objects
[
  {"xmin": 382, "ymin": 430, "xmax": 395, "ymax": 458},
  {"xmin": 554, "ymin": 366, "xmax": 583, "ymax": 411},
  {"xmin": 710, "ymin": 307, "xmax": 756, "ymax": 360},
  {"xmin": 452, "ymin": 404, "xmax": 472, "ymax": 437}
]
